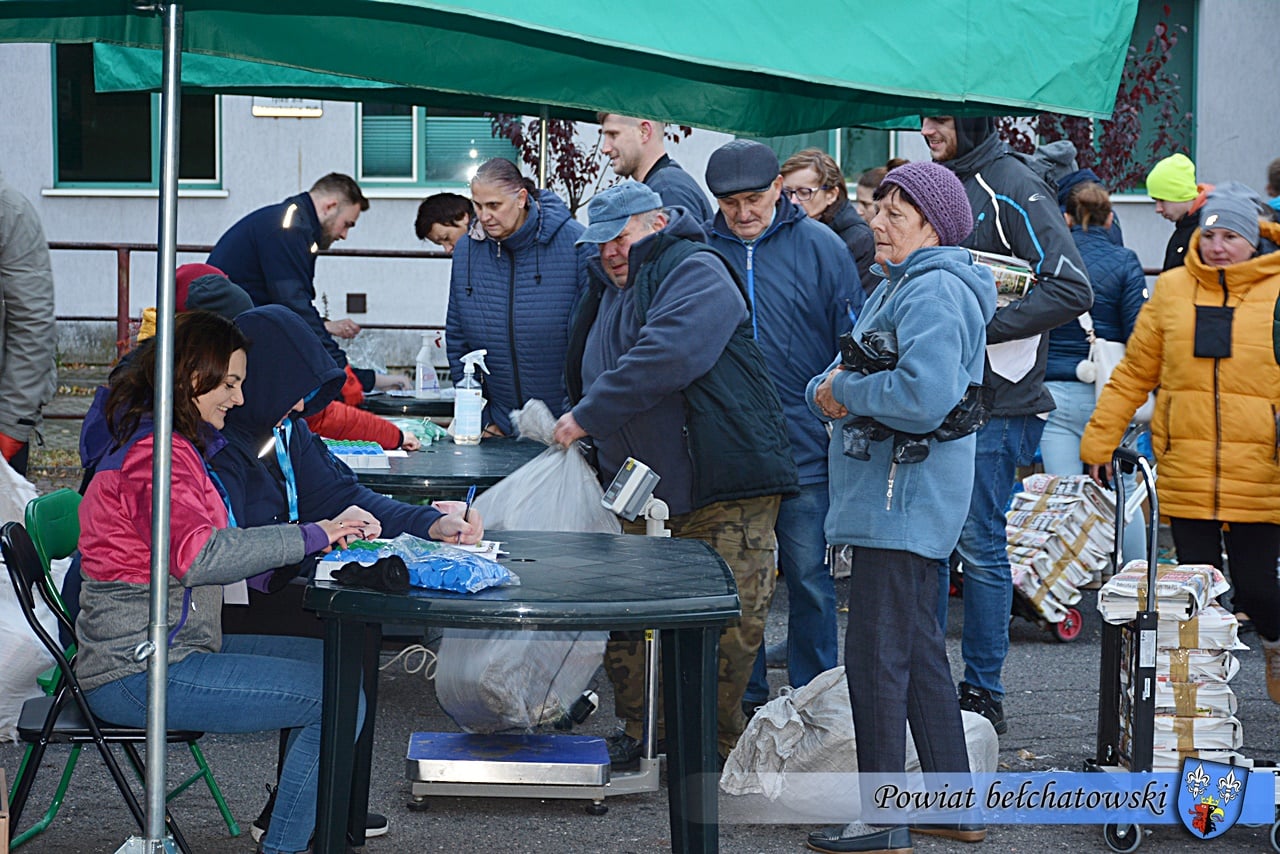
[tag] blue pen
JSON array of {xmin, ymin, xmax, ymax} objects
[{"xmin": 463, "ymin": 484, "xmax": 477, "ymax": 522}]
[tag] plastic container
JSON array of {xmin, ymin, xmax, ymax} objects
[
  {"xmin": 453, "ymin": 349, "xmax": 489, "ymax": 445},
  {"xmin": 416, "ymin": 334, "xmax": 440, "ymax": 397}
]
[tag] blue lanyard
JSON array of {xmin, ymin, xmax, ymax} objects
[
  {"xmin": 206, "ymin": 468, "xmax": 238, "ymax": 528},
  {"xmin": 274, "ymin": 419, "xmax": 299, "ymax": 522}
]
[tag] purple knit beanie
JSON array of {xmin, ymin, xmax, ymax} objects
[{"xmin": 879, "ymin": 161, "xmax": 974, "ymax": 246}]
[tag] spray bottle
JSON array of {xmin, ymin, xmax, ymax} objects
[
  {"xmin": 415, "ymin": 334, "xmax": 440, "ymax": 397},
  {"xmin": 452, "ymin": 349, "xmax": 489, "ymax": 445}
]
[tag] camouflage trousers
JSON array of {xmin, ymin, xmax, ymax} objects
[{"xmin": 605, "ymin": 494, "xmax": 780, "ymax": 757}]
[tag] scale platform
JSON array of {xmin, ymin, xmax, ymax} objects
[{"xmin": 406, "ymin": 731, "xmax": 660, "ymax": 813}]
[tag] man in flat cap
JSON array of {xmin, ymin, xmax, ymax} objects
[
  {"xmin": 704, "ymin": 140, "xmax": 865, "ymax": 718},
  {"xmin": 555, "ymin": 182, "xmax": 798, "ymax": 763}
]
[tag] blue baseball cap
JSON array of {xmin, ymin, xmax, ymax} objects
[{"xmin": 576, "ymin": 182, "xmax": 666, "ymax": 245}]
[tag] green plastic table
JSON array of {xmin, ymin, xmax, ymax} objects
[
  {"xmin": 303, "ymin": 530, "xmax": 740, "ymax": 853},
  {"xmin": 354, "ymin": 437, "xmax": 545, "ymax": 499}
]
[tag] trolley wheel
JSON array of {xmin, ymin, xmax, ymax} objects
[
  {"xmin": 1270, "ymin": 819, "xmax": 1280, "ymax": 853},
  {"xmin": 586, "ymin": 801, "xmax": 609, "ymax": 816},
  {"xmin": 1054, "ymin": 607, "xmax": 1085, "ymax": 643},
  {"xmin": 1103, "ymin": 823, "xmax": 1142, "ymax": 853},
  {"xmin": 406, "ymin": 796, "xmax": 430, "ymax": 813}
]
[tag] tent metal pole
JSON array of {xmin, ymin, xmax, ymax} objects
[{"xmin": 143, "ymin": 0, "xmax": 183, "ymax": 845}]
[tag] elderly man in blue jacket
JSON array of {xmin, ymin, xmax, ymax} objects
[{"xmin": 704, "ymin": 140, "xmax": 865, "ymax": 716}]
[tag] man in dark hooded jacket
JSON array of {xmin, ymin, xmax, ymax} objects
[
  {"xmin": 922, "ymin": 116, "xmax": 1093, "ymax": 734},
  {"xmin": 211, "ymin": 305, "xmax": 480, "ymax": 844}
]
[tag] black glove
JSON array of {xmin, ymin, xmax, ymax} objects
[{"xmin": 331, "ymin": 555, "xmax": 411, "ymax": 593}]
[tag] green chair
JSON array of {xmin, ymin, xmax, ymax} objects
[{"xmin": 10, "ymin": 490, "xmax": 240, "ymax": 849}]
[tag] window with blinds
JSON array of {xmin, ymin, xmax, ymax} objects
[{"xmin": 358, "ymin": 106, "xmax": 518, "ymax": 186}]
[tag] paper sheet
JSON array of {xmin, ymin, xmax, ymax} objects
[{"xmin": 986, "ymin": 336, "xmax": 1041, "ymax": 384}]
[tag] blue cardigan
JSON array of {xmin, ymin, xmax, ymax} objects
[
  {"xmin": 812, "ymin": 247, "xmax": 995, "ymax": 560},
  {"xmin": 446, "ymin": 190, "xmax": 590, "ymax": 435}
]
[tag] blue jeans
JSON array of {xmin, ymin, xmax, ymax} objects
[
  {"xmin": 1041, "ymin": 381, "xmax": 1146, "ymax": 563},
  {"xmin": 954, "ymin": 415, "xmax": 1045, "ymax": 700},
  {"xmin": 85, "ymin": 634, "xmax": 364, "ymax": 854},
  {"xmin": 746, "ymin": 482, "xmax": 837, "ymax": 702}
]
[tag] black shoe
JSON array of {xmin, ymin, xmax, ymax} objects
[
  {"xmin": 806, "ymin": 823, "xmax": 912, "ymax": 853},
  {"xmin": 607, "ymin": 732, "xmax": 643, "ymax": 769},
  {"xmin": 958, "ymin": 681, "xmax": 1007, "ymax": 735},
  {"xmin": 909, "ymin": 822, "xmax": 987, "ymax": 842}
]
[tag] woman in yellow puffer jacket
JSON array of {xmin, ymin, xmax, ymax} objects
[{"xmin": 1081, "ymin": 183, "xmax": 1280, "ymax": 702}]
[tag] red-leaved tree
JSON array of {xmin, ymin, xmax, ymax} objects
[
  {"xmin": 998, "ymin": 8, "xmax": 1191, "ymax": 192},
  {"xmin": 489, "ymin": 115, "xmax": 692, "ymax": 217}
]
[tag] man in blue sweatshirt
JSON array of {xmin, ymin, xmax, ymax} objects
[
  {"xmin": 704, "ymin": 140, "xmax": 865, "ymax": 715},
  {"xmin": 557, "ymin": 181, "xmax": 797, "ymax": 762}
]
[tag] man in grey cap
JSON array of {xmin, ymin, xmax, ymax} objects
[
  {"xmin": 704, "ymin": 139, "xmax": 864, "ymax": 716},
  {"xmin": 556, "ymin": 181, "xmax": 798, "ymax": 764}
]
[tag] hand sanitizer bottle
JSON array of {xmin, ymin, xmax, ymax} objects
[
  {"xmin": 453, "ymin": 349, "xmax": 489, "ymax": 444},
  {"xmin": 415, "ymin": 334, "xmax": 440, "ymax": 397}
]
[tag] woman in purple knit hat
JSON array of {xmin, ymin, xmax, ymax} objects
[{"xmin": 804, "ymin": 161, "xmax": 995, "ymax": 854}]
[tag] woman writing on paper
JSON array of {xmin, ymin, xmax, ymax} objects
[
  {"xmin": 76, "ymin": 311, "xmax": 371, "ymax": 854},
  {"xmin": 1081, "ymin": 183, "xmax": 1280, "ymax": 704}
]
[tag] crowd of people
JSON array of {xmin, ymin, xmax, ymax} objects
[{"xmin": 7, "ymin": 113, "xmax": 1280, "ymax": 854}]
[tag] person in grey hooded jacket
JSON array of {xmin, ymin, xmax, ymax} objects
[{"xmin": 0, "ymin": 174, "xmax": 56, "ymax": 475}]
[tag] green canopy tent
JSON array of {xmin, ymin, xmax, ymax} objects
[
  {"xmin": 0, "ymin": 2, "xmax": 1139, "ymax": 851},
  {"xmin": 8, "ymin": 0, "xmax": 1139, "ymax": 135}
]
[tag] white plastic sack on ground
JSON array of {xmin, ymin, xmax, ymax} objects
[
  {"xmin": 471, "ymin": 399, "xmax": 620, "ymax": 534},
  {"xmin": 434, "ymin": 628, "xmax": 607, "ymax": 732},
  {"xmin": 0, "ymin": 456, "xmax": 60, "ymax": 742},
  {"xmin": 720, "ymin": 666, "xmax": 998, "ymax": 819}
]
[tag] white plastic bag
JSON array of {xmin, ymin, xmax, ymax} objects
[
  {"xmin": 471, "ymin": 399, "xmax": 620, "ymax": 534},
  {"xmin": 434, "ymin": 628, "xmax": 607, "ymax": 733},
  {"xmin": 720, "ymin": 666, "xmax": 998, "ymax": 818},
  {"xmin": 436, "ymin": 400, "xmax": 614, "ymax": 731},
  {"xmin": 0, "ymin": 456, "xmax": 59, "ymax": 742}
]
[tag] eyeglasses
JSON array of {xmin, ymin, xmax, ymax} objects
[{"xmin": 782, "ymin": 186, "xmax": 830, "ymax": 202}]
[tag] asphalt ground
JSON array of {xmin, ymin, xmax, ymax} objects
[{"xmin": 8, "ymin": 373, "xmax": 1280, "ymax": 853}]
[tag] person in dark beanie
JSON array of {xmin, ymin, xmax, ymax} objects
[
  {"xmin": 805, "ymin": 160, "xmax": 991, "ymax": 854},
  {"xmin": 704, "ymin": 140, "xmax": 865, "ymax": 719},
  {"xmin": 920, "ymin": 115, "xmax": 1093, "ymax": 737}
]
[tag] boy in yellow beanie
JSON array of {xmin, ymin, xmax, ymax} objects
[{"xmin": 1146, "ymin": 153, "xmax": 1213, "ymax": 271}]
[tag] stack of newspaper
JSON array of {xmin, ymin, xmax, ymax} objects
[
  {"xmin": 1103, "ymin": 565, "xmax": 1248, "ymax": 771},
  {"xmin": 1097, "ymin": 562, "xmax": 1230, "ymax": 624},
  {"xmin": 1004, "ymin": 474, "xmax": 1116, "ymax": 623}
]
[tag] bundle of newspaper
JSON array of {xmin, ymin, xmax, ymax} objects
[
  {"xmin": 1097, "ymin": 563, "xmax": 1230, "ymax": 624},
  {"xmin": 1004, "ymin": 474, "xmax": 1116, "ymax": 622},
  {"xmin": 969, "ymin": 248, "xmax": 1035, "ymax": 307},
  {"xmin": 1116, "ymin": 596, "xmax": 1247, "ymax": 771}
]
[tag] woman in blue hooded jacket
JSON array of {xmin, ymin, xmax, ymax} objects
[
  {"xmin": 804, "ymin": 163, "xmax": 993, "ymax": 854},
  {"xmin": 445, "ymin": 158, "xmax": 591, "ymax": 436}
]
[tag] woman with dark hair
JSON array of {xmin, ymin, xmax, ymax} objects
[
  {"xmin": 446, "ymin": 158, "xmax": 590, "ymax": 436},
  {"xmin": 781, "ymin": 148, "xmax": 877, "ymax": 296},
  {"xmin": 75, "ymin": 311, "xmax": 373, "ymax": 854},
  {"xmin": 1041, "ymin": 181, "xmax": 1147, "ymax": 562},
  {"xmin": 806, "ymin": 162, "xmax": 993, "ymax": 853}
]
